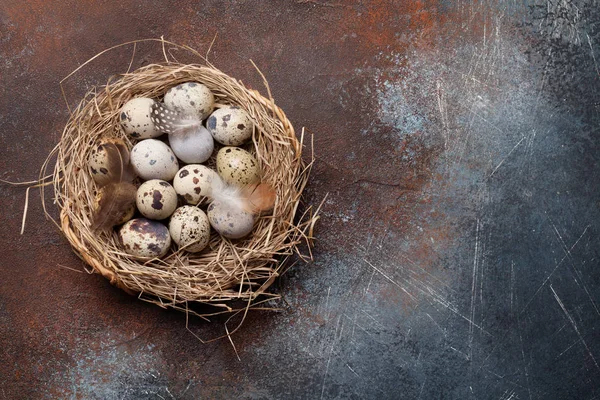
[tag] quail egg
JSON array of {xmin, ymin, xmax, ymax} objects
[
  {"xmin": 169, "ymin": 206, "xmax": 211, "ymax": 253},
  {"xmin": 164, "ymin": 82, "xmax": 214, "ymax": 120},
  {"xmin": 120, "ymin": 98, "xmax": 162, "ymax": 139},
  {"xmin": 173, "ymin": 165, "xmax": 219, "ymax": 205},
  {"xmin": 136, "ymin": 179, "xmax": 178, "ymax": 220},
  {"xmin": 168, "ymin": 126, "xmax": 214, "ymax": 164},
  {"xmin": 119, "ymin": 218, "xmax": 171, "ymax": 259},
  {"xmin": 130, "ymin": 139, "xmax": 179, "ymax": 181},
  {"xmin": 207, "ymin": 106, "xmax": 253, "ymax": 146},
  {"xmin": 88, "ymin": 137, "xmax": 129, "ymax": 186},
  {"xmin": 216, "ymin": 147, "xmax": 260, "ymax": 187},
  {"xmin": 207, "ymin": 200, "xmax": 255, "ymax": 239}
]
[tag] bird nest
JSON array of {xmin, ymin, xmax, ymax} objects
[{"xmin": 43, "ymin": 41, "xmax": 318, "ymax": 321}]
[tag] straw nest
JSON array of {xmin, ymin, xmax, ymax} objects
[{"xmin": 46, "ymin": 55, "xmax": 318, "ymax": 319}]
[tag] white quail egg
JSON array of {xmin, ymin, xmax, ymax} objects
[
  {"xmin": 136, "ymin": 179, "xmax": 178, "ymax": 220},
  {"xmin": 130, "ymin": 139, "xmax": 179, "ymax": 181},
  {"xmin": 168, "ymin": 126, "xmax": 214, "ymax": 164},
  {"xmin": 173, "ymin": 165, "xmax": 219, "ymax": 205},
  {"xmin": 120, "ymin": 98, "xmax": 162, "ymax": 139},
  {"xmin": 207, "ymin": 106, "xmax": 253, "ymax": 146},
  {"xmin": 119, "ymin": 218, "xmax": 171, "ymax": 259},
  {"xmin": 207, "ymin": 200, "xmax": 255, "ymax": 239},
  {"xmin": 169, "ymin": 206, "xmax": 211, "ymax": 253},
  {"xmin": 216, "ymin": 147, "xmax": 260, "ymax": 187},
  {"xmin": 164, "ymin": 82, "xmax": 214, "ymax": 120}
]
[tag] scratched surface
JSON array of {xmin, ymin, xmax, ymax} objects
[{"xmin": 1, "ymin": 0, "xmax": 599, "ymax": 399}]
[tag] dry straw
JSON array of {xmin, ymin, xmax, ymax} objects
[{"xmin": 41, "ymin": 39, "xmax": 320, "ymax": 325}]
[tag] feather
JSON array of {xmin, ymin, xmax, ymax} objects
[
  {"xmin": 241, "ymin": 183, "xmax": 276, "ymax": 213},
  {"xmin": 210, "ymin": 175, "xmax": 276, "ymax": 214},
  {"xmin": 91, "ymin": 182, "xmax": 137, "ymax": 232},
  {"xmin": 150, "ymin": 102, "xmax": 203, "ymax": 136},
  {"xmin": 102, "ymin": 138, "xmax": 135, "ymax": 184},
  {"xmin": 209, "ymin": 175, "xmax": 246, "ymax": 211}
]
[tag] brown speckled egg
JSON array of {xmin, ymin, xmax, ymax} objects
[
  {"xmin": 215, "ymin": 147, "xmax": 260, "ymax": 187},
  {"xmin": 164, "ymin": 82, "xmax": 214, "ymax": 120},
  {"xmin": 136, "ymin": 179, "xmax": 178, "ymax": 220},
  {"xmin": 119, "ymin": 218, "xmax": 171, "ymax": 259},
  {"xmin": 130, "ymin": 139, "xmax": 179, "ymax": 181},
  {"xmin": 207, "ymin": 200, "xmax": 255, "ymax": 239},
  {"xmin": 169, "ymin": 206, "xmax": 211, "ymax": 252},
  {"xmin": 87, "ymin": 138, "xmax": 127, "ymax": 186},
  {"xmin": 207, "ymin": 106, "xmax": 253, "ymax": 146},
  {"xmin": 173, "ymin": 165, "xmax": 219, "ymax": 205},
  {"xmin": 120, "ymin": 98, "xmax": 162, "ymax": 139}
]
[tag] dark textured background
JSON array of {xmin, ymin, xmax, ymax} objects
[{"xmin": 1, "ymin": 1, "xmax": 599, "ymax": 399}]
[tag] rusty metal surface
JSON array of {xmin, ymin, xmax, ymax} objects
[{"xmin": 1, "ymin": 0, "xmax": 599, "ymax": 398}]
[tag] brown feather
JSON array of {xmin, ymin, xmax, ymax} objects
[
  {"xmin": 91, "ymin": 182, "xmax": 137, "ymax": 231},
  {"xmin": 103, "ymin": 138, "xmax": 135, "ymax": 184},
  {"xmin": 240, "ymin": 183, "xmax": 276, "ymax": 214}
]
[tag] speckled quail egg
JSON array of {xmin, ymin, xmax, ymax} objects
[
  {"xmin": 136, "ymin": 179, "xmax": 178, "ymax": 220},
  {"xmin": 130, "ymin": 139, "xmax": 179, "ymax": 181},
  {"xmin": 119, "ymin": 218, "xmax": 171, "ymax": 259},
  {"xmin": 164, "ymin": 82, "xmax": 214, "ymax": 120},
  {"xmin": 120, "ymin": 98, "xmax": 162, "ymax": 139},
  {"xmin": 216, "ymin": 147, "xmax": 260, "ymax": 187},
  {"xmin": 207, "ymin": 200, "xmax": 255, "ymax": 239},
  {"xmin": 93, "ymin": 185, "xmax": 136, "ymax": 226},
  {"xmin": 207, "ymin": 106, "xmax": 253, "ymax": 146},
  {"xmin": 173, "ymin": 165, "xmax": 219, "ymax": 205},
  {"xmin": 168, "ymin": 126, "xmax": 214, "ymax": 164},
  {"xmin": 87, "ymin": 138, "xmax": 128, "ymax": 186},
  {"xmin": 168, "ymin": 206, "xmax": 211, "ymax": 253}
]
